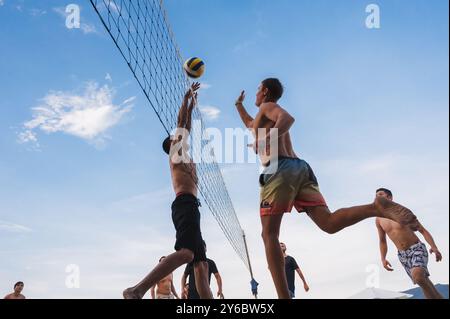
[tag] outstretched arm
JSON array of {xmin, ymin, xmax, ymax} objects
[
  {"xmin": 214, "ymin": 273, "xmax": 224, "ymax": 299},
  {"xmin": 376, "ymin": 219, "xmax": 393, "ymax": 271},
  {"xmin": 185, "ymin": 91, "xmax": 198, "ymax": 133},
  {"xmin": 418, "ymin": 223, "xmax": 443, "ymax": 262},
  {"xmin": 172, "ymin": 82, "xmax": 200, "ymax": 160},
  {"xmin": 235, "ymin": 91, "xmax": 255, "ymax": 129},
  {"xmin": 178, "ymin": 82, "xmax": 201, "ymax": 131},
  {"xmin": 295, "ymin": 268, "xmax": 310, "ymax": 292}
]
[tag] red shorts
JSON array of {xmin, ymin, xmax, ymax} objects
[{"xmin": 260, "ymin": 158, "xmax": 327, "ymax": 216}]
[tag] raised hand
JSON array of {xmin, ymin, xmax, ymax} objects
[
  {"xmin": 184, "ymin": 82, "xmax": 201, "ymax": 100},
  {"xmin": 191, "ymin": 82, "xmax": 201, "ymax": 93},
  {"xmin": 235, "ymin": 90, "xmax": 246, "ymax": 105}
]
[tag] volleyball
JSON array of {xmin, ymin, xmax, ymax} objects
[{"xmin": 183, "ymin": 57, "xmax": 205, "ymax": 79}]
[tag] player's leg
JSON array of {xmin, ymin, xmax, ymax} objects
[
  {"xmin": 123, "ymin": 248, "xmax": 194, "ymax": 299},
  {"xmin": 193, "ymin": 261, "xmax": 213, "ymax": 299},
  {"xmin": 411, "ymin": 267, "xmax": 443, "ymax": 299},
  {"xmin": 305, "ymin": 196, "xmax": 418, "ymax": 234},
  {"xmin": 261, "ymin": 214, "xmax": 291, "ymax": 299}
]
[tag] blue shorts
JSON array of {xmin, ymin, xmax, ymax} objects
[{"xmin": 398, "ymin": 242, "xmax": 430, "ymax": 284}]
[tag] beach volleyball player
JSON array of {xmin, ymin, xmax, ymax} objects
[
  {"xmin": 234, "ymin": 78, "xmax": 420, "ymax": 299},
  {"xmin": 123, "ymin": 82, "xmax": 212, "ymax": 299}
]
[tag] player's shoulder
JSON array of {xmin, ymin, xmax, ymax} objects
[
  {"xmin": 260, "ymin": 102, "xmax": 280, "ymax": 110},
  {"xmin": 207, "ymin": 258, "xmax": 216, "ymax": 265}
]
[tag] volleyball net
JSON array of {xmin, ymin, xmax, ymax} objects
[{"xmin": 89, "ymin": 0, "xmax": 256, "ymax": 288}]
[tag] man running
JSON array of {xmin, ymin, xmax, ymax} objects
[
  {"xmin": 150, "ymin": 256, "xmax": 180, "ymax": 299},
  {"xmin": 123, "ymin": 82, "xmax": 212, "ymax": 299},
  {"xmin": 234, "ymin": 78, "xmax": 419, "ymax": 299},
  {"xmin": 280, "ymin": 242, "xmax": 309, "ymax": 299},
  {"xmin": 181, "ymin": 241, "xmax": 224, "ymax": 299},
  {"xmin": 375, "ymin": 188, "xmax": 443, "ymax": 299},
  {"xmin": 4, "ymin": 282, "xmax": 26, "ymax": 299}
]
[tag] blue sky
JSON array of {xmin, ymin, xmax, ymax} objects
[{"xmin": 0, "ymin": 0, "xmax": 448, "ymax": 298}]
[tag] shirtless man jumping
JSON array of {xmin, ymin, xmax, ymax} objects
[
  {"xmin": 375, "ymin": 188, "xmax": 443, "ymax": 299},
  {"xmin": 234, "ymin": 78, "xmax": 419, "ymax": 299},
  {"xmin": 123, "ymin": 82, "xmax": 212, "ymax": 299},
  {"xmin": 150, "ymin": 256, "xmax": 180, "ymax": 299}
]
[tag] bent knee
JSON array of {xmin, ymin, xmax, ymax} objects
[
  {"xmin": 319, "ymin": 223, "xmax": 339, "ymax": 235},
  {"xmin": 412, "ymin": 269, "xmax": 428, "ymax": 285}
]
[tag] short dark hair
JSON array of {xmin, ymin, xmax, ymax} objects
[
  {"xmin": 376, "ymin": 188, "xmax": 393, "ymax": 198},
  {"xmin": 14, "ymin": 282, "xmax": 24, "ymax": 288},
  {"xmin": 262, "ymin": 78, "xmax": 284, "ymax": 102},
  {"xmin": 162, "ymin": 136, "xmax": 172, "ymax": 155}
]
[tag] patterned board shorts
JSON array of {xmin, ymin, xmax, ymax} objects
[
  {"xmin": 398, "ymin": 242, "xmax": 430, "ymax": 284},
  {"xmin": 259, "ymin": 157, "xmax": 327, "ymax": 216}
]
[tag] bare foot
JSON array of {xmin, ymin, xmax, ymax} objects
[
  {"xmin": 375, "ymin": 197, "xmax": 419, "ymax": 230},
  {"xmin": 123, "ymin": 288, "xmax": 142, "ymax": 299}
]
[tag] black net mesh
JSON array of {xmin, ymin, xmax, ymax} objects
[{"xmin": 89, "ymin": 0, "xmax": 252, "ymax": 274}]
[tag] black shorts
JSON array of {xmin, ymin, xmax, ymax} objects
[{"xmin": 171, "ymin": 194, "xmax": 206, "ymax": 263}]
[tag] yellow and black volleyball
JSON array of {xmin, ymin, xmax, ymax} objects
[{"xmin": 183, "ymin": 57, "xmax": 205, "ymax": 79}]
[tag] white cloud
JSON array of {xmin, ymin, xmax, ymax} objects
[
  {"xmin": 53, "ymin": 7, "xmax": 99, "ymax": 35},
  {"xmin": 108, "ymin": 2, "xmax": 121, "ymax": 14},
  {"xmin": 29, "ymin": 8, "xmax": 47, "ymax": 16},
  {"xmin": 122, "ymin": 96, "xmax": 136, "ymax": 105},
  {"xmin": 200, "ymin": 105, "xmax": 221, "ymax": 121},
  {"xmin": 52, "ymin": 6, "xmax": 65, "ymax": 17},
  {"xmin": 200, "ymin": 82, "xmax": 212, "ymax": 90},
  {"xmin": 0, "ymin": 221, "xmax": 32, "ymax": 233},
  {"xmin": 19, "ymin": 82, "xmax": 134, "ymax": 147},
  {"xmin": 105, "ymin": 73, "xmax": 112, "ymax": 82},
  {"xmin": 110, "ymin": 188, "xmax": 173, "ymax": 214},
  {"xmin": 233, "ymin": 40, "xmax": 256, "ymax": 53},
  {"xmin": 17, "ymin": 130, "xmax": 38, "ymax": 144},
  {"xmin": 80, "ymin": 23, "xmax": 98, "ymax": 35}
]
